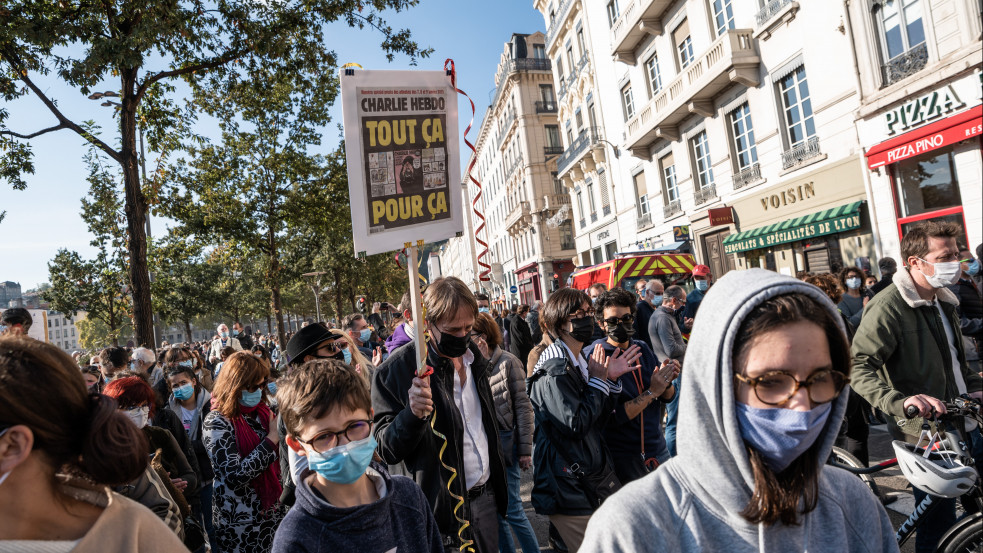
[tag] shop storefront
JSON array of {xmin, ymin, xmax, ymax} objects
[
  {"xmin": 515, "ymin": 263, "xmax": 541, "ymax": 305},
  {"xmin": 721, "ymin": 156, "xmax": 875, "ymax": 276},
  {"xmin": 858, "ymin": 70, "xmax": 982, "ymax": 255},
  {"xmin": 692, "ymin": 206, "xmax": 736, "ymax": 279}
]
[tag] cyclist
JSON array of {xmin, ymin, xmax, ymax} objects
[
  {"xmin": 851, "ymin": 221, "xmax": 983, "ymax": 553},
  {"xmin": 580, "ymin": 270, "xmax": 899, "ymax": 552}
]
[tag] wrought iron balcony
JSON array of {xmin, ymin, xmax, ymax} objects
[
  {"xmin": 694, "ymin": 183, "xmax": 716, "ymax": 205},
  {"xmin": 590, "ymin": 212, "xmax": 598, "ymax": 223},
  {"xmin": 544, "ymin": 145, "xmax": 564, "ymax": 157},
  {"xmin": 610, "ymin": 0, "xmax": 674, "ymax": 64},
  {"xmin": 663, "ymin": 199, "xmax": 682, "ymax": 219},
  {"xmin": 557, "ymin": 126, "xmax": 603, "ymax": 177},
  {"xmin": 536, "ymin": 100, "xmax": 558, "ymax": 113},
  {"xmin": 881, "ymin": 42, "xmax": 928, "ymax": 87},
  {"xmin": 624, "ymin": 30, "xmax": 760, "ymax": 155},
  {"xmin": 602, "ymin": 205, "xmax": 611, "ymax": 216},
  {"xmin": 543, "ymin": 194, "xmax": 571, "ymax": 210},
  {"xmin": 504, "ymin": 154, "xmax": 524, "ymax": 181},
  {"xmin": 732, "ymin": 162, "xmax": 761, "ymax": 190},
  {"xmin": 755, "ymin": 0, "xmax": 795, "ymax": 27},
  {"xmin": 579, "ymin": 217, "xmax": 587, "ymax": 229},
  {"xmin": 781, "ymin": 136, "xmax": 821, "ymax": 170},
  {"xmin": 636, "ymin": 211, "xmax": 653, "ymax": 230},
  {"xmin": 545, "ymin": 0, "xmax": 576, "ymax": 47}
]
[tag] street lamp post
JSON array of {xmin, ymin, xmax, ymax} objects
[
  {"xmin": 302, "ymin": 271, "xmax": 328, "ymax": 325},
  {"xmin": 89, "ymin": 91, "xmax": 159, "ymax": 349}
]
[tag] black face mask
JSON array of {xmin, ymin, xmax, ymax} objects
[
  {"xmin": 568, "ymin": 316, "xmax": 595, "ymax": 345},
  {"xmin": 606, "ymin": 322, "xmax": 634, "ymax": 344},
  {"xmin": 433, "ymin": 327, "xmax": 471, "ymax": 358},
  {"xmin": 328, "ymin": 350, "xmax": 345, "ymax": 361}
]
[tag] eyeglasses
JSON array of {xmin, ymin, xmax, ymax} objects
[
  {"xmin": 734, "ymin": 368, "xmax": 849, "ymax": 406},
  {"xmin": 243, "ymin": 382, "xmax": 266, "ymax": 393},
  {"xmin": 296, "ymin": 419, "xmax": 373, "ymax": 454},
  {"xmin": 959, "ymin": 258, "xmax": 973, "ymax": 264},
  {"xmin": 568, "ymin": 309, "xmax": 591, "ymax": 320},
  {"xmin": 601, "ymin": 314, "xmax": 634, "ymax": 326}
]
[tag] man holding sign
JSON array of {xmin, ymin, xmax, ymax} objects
[{"xmin": 372, "ymin": 277, "xmax": 507, "ymax": 553}]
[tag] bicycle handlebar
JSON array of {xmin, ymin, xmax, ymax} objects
[{"xmin": 903, "ymin": 395, "xmax": 981, "ymax": 421}]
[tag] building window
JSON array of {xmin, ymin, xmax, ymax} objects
[
  {"xmin": 711, "ymin": 0, "xmax": 735, "ymax": 36},
  {"xmin": 893, "ymin": 145, "xmax": 965, "ymax": 238},
  {"xmin": 777, "ymin": 66, "xmax": 815, "ymax": 147},
  {"xmin": 586, "ymin": 180, "xmax": 596, "ymax": 213},
  {"xmin": 546, "ymin": 125, "xmax": 561, "ymax": 148},
  {"xmin": 633, "ymin": 172, "xmax": 649, "ymax": 216},
  {"xmin": 691, "ymin": 131, "xmax": 715, "ymax": 188},
  {"xmin": 575, "ymin": 109, "xmax": 584, "ymax": 131},
  {"xmin": 556, "ymin": 57, "xmax": 565, "ymax": 82},
  {"xmin": 607, "ymin": 0, "xmax": 619, "ymax": 27},
  {"xmin": 566, "ymin": 125, "xmax": 574, "ymax": 145},
  {"xmin": 540, "ymin": 84, "xmax": 555, "ymax": 102},
  {"xmin": 552, "ymin": 172, "xmax": 564, "ymax": 195},
  {"xmin": 566, "ymin": 45, "xmax": 575, "ymax": 70},
  {"xmin": 577, "ymin": 29, "xmax": 587, "ymax": 57},
  {"xmin": 673, "ymin": 19, "xmax": 694, "ymax": 69},
  {"xmin": 533, "ymin": 44, "xmax": 546, "ymax": 59},
  {"xmin": 560, "ymin": 221, "xmax": 575, "ymax": 250},
  {"xmin": 576, "ymin": 190, "xmax": 585, "ymax": 219},
  {"xmin": 875, "ymin": 0, "xmax": 925, "ymax": 62},
  {"xmin": 621, "ymin": 84, "xmax": 635, "ymax": 120},
  {"xmin": 729, "ymin": 102, "xmax": 758, "ymax": 170},
  {"xmin": 660, "ymin": 153, "xmax": 679, "ymax": 203},
  {"xmin": 644, "ymin": 55, "xmax": 662, "ymax": 97}
]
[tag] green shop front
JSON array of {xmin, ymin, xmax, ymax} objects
[{"xmin": 722, "ymin": 157, "xmax": 876, "ymax": 276}]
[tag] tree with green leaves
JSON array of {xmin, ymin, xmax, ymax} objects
[
  {"xmin": 44, "ymin": 147, "xmax": 131, "ymax": 347},
  {"xmin": 150, "ymin": 235, "xmax": 226, "ymax": 343},
  {"xmin": 1, "ymin": 0, "xmax": 431, "ymax": 347}
]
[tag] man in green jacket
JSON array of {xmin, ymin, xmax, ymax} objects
[{"xmin": 851, "ymin": 220, "xmax": 982, "ymax": 553}]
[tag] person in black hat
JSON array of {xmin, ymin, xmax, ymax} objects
[
  {"xmin": 868, "ymin": 257, "xmax": 897, "ymax": 298},
  {"xmin": 285, "ymin": 323, "xmax": 348, "ymax": 367}
]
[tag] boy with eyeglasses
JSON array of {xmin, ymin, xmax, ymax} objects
[
  {"xmin": 585, "ymin": 288, "xmax": 679, "ymax": 484},
  {"xmin": 273, "ymin": 359, "xmax": 443, "ymax": 553}
]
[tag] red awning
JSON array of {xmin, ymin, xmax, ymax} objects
[{"xmin": 865, "ymin": 105, "xmax": 982, "ymax": 169}]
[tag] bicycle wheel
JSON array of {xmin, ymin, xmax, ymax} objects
[
  {"xmin": 936, "ymin": 512, "xmax": 982, "ymax": 553},
  {"xmin": 828, "ymin": 446, "xmax": 881, "ymax": 499}
]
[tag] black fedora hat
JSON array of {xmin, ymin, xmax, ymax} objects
[{"xmin": 286, "ymin": 323, "xmax": 337, "ymax": 365}]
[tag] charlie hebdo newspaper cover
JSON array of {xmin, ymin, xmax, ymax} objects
[{"xmin": 358, "ymin": 87, "xmax": 450, "ymax": 233}]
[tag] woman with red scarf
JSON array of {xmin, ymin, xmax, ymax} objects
[{"xmin": 203, "ymin": 352, "xmax": 286, "ymax": 553}]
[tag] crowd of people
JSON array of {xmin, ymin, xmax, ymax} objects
[{"xmin": 0, "ymin": 220, "xmax": 981, "ymax": 553}]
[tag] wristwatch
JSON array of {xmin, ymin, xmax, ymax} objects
[{"xmin": 641, "ymin": 390, "xmax": 654, "ymax": 398}]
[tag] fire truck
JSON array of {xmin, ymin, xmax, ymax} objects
[{"xmin": 569, "ymin": 252, "xmax": 697, "ymax": 292}]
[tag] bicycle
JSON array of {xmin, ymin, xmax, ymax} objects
[{"xmin": 827, "ymin": 396, "xmax": 982, "ymax": 553}]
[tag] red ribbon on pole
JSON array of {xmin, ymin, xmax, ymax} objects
[{"xmin": 444, "ymin": 59, "xmax": 491, "ymax": 283}]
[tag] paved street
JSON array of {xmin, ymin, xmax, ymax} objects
[{"xmin": 510, "ymin": 421, "xmax": 925, "ymax": 552}]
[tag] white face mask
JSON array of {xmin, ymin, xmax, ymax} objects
[
  {"xmin": 124, "ymin": 406, "xmax": 150, "ymax": 429},
  {"xmin": 916, "ymin": 258, "xmax": 962, "ymax": 288},
  {"xmin": 845, "ymin": 277, "xmax": 862, "ymax": 290}
]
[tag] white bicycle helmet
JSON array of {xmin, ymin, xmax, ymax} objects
[{"xmin": 892, "ymin": 440, "xmax": 978, "ymax": 498}]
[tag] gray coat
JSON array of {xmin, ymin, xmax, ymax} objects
[
  {"xmin": 487, "ymin": 346, "xmax": 535, "ymax": 461},
  {"xmin": 648, "ymin": 306, "xmax": 686, "ymax": 362}
]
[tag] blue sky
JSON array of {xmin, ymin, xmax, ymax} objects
[{"xmin": 0, "ymin": 0, "xmax": 544, "ymax": 290}]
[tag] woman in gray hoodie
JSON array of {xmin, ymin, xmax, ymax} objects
[{"xmin": 580, "ymin": 269, "xmax": 900, "ymax": 553}]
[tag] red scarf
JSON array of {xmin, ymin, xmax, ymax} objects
[{"xmin": 223, "ymin": 400, "xmax": 282, "ymax": 511}]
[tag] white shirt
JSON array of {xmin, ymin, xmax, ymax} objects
[
  {"xmin": 934, "ymin": 301, "xmax": 975, "ymax": 429},
  {"xmin": 556, "ymin": 340, "xmax": 623, "ymax": 395},
  {"xmin": 453, "ymin": 349, "xmax": 491, "ymax": 489}
]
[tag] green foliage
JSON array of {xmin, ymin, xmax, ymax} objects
[
  {"xmin": 44, "ymin": 147, "xmax": 131, "ymax": 346},
  {"xmin": 149, "ymin": 234, "xmax": 225, "ymax": 338},
  {"xmin": 77, "ymin": 316, "xmax": 133, "ymax": 352}
]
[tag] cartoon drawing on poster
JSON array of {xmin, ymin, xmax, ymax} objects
[{"xmin": 341, "ymin": 69, "xmax": 463, "ymax": 256}]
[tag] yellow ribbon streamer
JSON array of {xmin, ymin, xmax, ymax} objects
[{"xmin": 429, "ymin": 405, "xmax": 476, "ymax": 552}]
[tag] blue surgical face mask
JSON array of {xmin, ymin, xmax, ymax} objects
[
  {"xmin": 267, "ymin": 381, "xmax": 278, "ymax": 395},
  {"xmin": 695, "ymin": 280, "xmax": 709, "ymax": 292},
  {"xmin": 736, "ymin": 401, "xmax": 832, "ymax": 472},
  {"xmin": 129, "ymin": 361, "xmax": 137, "ymax": 371},
  {"xmin": 240, "ymin": 389, "xmax": 263, "ymax": 408},
  {"xmin": 221, "ymin": 331, "xmax": 230, "ymax": 339},
  {"xmin": 651, "ymin": 295, "xmax": 663, "ymax": 305},
  {"xmin": 479, "ymin": 307, "xmax": 490, "ymax": 313},
  {"xmin": 358, "ymin": 329, "xmax": 372, "ymax": 343},
  {"xmin": 305, "ymin": 434, "xmax": 378, "ymax": 484},
  {"xmin": 233, "ymin": 329, "xmax": 240, "ymax": 336},
  {"xmin": 968, "ymin": 259, "xmax": 981, "ymax": 276},
  {"xmin": 342, "ymin": 348, "xmax": 352, "ymax": 365},
  {"xmin": 173, "ymin": 383, "xmax": 195, "ymax": 401},
  {"xmin": 177, "ymin": 359, "xmax": 194, "ymax": 370},
  {"xmin": 845, "ymin": 277, "xmax": 862, "ymax": 290}
]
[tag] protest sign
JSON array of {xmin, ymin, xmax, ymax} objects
[{"xmin": 341, "ymin": 69, "xmax": 463, "ymax": 256}]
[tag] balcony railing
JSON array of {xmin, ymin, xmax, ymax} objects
[
  {"xmin": 781, "ymin": 136, "xmax": 821, "ymax": 170},
  {"xmin": 602, "ymin": 205, "xmax": 611, "ymax": 216},
  {"xmin": 624, "ymin": 30, "xmax": 760, "ymax": 154},
  {"xmin": 536, "ymin": 100, "xmax": 558, "ymax": 113},
  {"xmin": 557, "ymin": 126, "xmax": 603, "ymax": 176},
  {"xmin": 496, "ymin": 111, "xmax": 517, "ymax": 149},
  {"xmin": 663, "ymin": 199, "xmax": 682, "ymax": 219},
  {"xmin": 881, "ymin": 42, "xmax": 928, "ymax": 87},
  {"xmin": 543, "ymin": 194, "xmax": 571, "ymax": 210},
  {"xmin": 590, "ymin": 212, "xmax": 598, "ymax": 223},
  {"xmin": 488, "ymin": 58, "xmax": 554, "ymax": 119},
  {"xmin": 505, "ymin": 200, "xmax": 531, "ymax": 230},
  {"xmin": 694, "ymin": 183, "xmax": 716, "ymax": 205},
  {"xmin": 636, "ymin": 211, "xmax": 653, "ymax": 230},
  {"xmin": 559, "ymin": 55, "xmax": 590, "ymax": 100},
  {"xmin": 544, "ymin": 145, "xmax": 564, "ymax": 157},
  {"xmin": 561, "ymin": 238, "xmax": 576, "ymax": 250},
  {"xmin": 579, "ymin": 217, "xmax": 587, "ymax": 229},
  {"xmin": 610, "ymin": 0, "xmax": 674, "ymax": 63},
  {"xmin": 732, "ymin": 162, "xmax": 761, "ymax": 190},
  {"xmin": 755, "ymin": 0, "xmax": 795, "ymax": 27},
  {"xmin": 504, "ymin": 154, "xmax": 524, "ymax": 181},
  {"xmin": 545, "ymin": 0, "xmax": 576, "ymax": 47}
]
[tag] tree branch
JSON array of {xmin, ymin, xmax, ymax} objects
[
  {"xmin": 0, "ymin": 50, "xmax": 122, "ymax": 163},
  {"xmin": 136, "ymin": 48, "xmax": 249, "ymax": 103},
  {"xmin": 0, "ymin": 122, "xmax": 69, "ymax": 139}
]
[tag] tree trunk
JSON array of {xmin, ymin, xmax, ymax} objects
[
  {"xmin": 119, "ymin": 70, "xmax": 155, "ymax": 349},
  {"xmin": 266, "ymin": 312, "xmax": 273, "ymax": 335},
  {"xmin": 184, "ymin": 320, "xmax": 193, "ymax": 343},
  {"xmin": 333, "ymin": 267, "xmax": 344, "ymax": 327}
]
